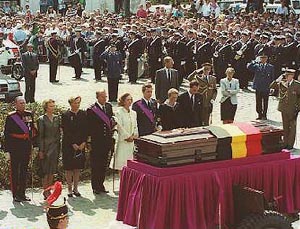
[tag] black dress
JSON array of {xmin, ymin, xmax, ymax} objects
[
  {"xmin": 158, "ymin": 103, "xmax": 180, "ymax": 130},
  {"xmin": 61, "ymin": 110, "xmax": 88, "ymax": 170}
]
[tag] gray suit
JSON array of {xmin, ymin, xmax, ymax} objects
[
  {"xmin": 21, "ymin": 51, "xmax": 39, "ymax": 103},
  {"xmin": 220, "ymin": 77, "xmax": 239, "ymax": 104},
  {"xmin": 155, "ymin": 67, "xmax": 179, "ymax": 103}
]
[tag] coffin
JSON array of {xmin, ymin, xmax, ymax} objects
[
  {"xmin": 135, "ymin": 127, "xmax": 218, "ymax": 167},
  {"xmin": 251, "ymin": 121, "xmax": 284, "ymax": 154}
]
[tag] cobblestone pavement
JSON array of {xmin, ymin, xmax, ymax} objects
[{"xmin": 0, "ymin": 64, "xmax": 299, "ymax": 229}]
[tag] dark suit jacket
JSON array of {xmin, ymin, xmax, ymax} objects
[
  {"xmin": 21, "ymin": 51, "xmax": 39, "ymax": 75},
  {"xmin": 132, "ymin": 98, "xmax": 157, "ymax": 136},
  {"xmin": 177, "ymin": 91, "xmax": 202, "ymax": 128},
  {"xmin": 155, "ymin": 68, "xmax": 179, "ymax": 102},
  {"xmin": 86, "ymin": 102, "xmax": 114, "ymax": 148}
]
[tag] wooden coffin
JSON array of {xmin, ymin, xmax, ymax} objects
[
  {"xmin": 251, "ymin": 121, "xmax": 284, "ymax": 154},
  {"xmin": 135, "ymin": 127, "xmax": 218, "ymax": 167}
]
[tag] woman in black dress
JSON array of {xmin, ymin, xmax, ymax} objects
[
  {"xmin": 61, "ymin": 96, "xmax": 88, "ymax": 197},
  {"xmin": 158, "ymin": 88, "xmax": 180, "ymax": 130}
]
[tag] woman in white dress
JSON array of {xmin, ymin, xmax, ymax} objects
[{"xmin": 110, "ymin": 93, "xmax": 138, "ymax": 172}]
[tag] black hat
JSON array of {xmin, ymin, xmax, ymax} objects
[{"xmin": 47, "ymin": 203, "xmax": 68, "ymax": 221}]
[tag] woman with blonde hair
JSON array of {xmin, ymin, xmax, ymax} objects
[
  {"xmin": 110, "ymin": 93, "xmax": 138, "ymax": 173},
  {"xmin": 61, "ymin": 96, "xmax": 87, "ymax": 197},
  {"xmin": 220, "ymin": 67, "xmax": 240, "ymax": 124},
  {"xmin": 38, "ymin": 99, "xmax": 61, "ymax": 200}
]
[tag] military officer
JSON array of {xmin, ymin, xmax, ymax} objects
[
  {"xmin": 247, "ymin": 51, "xmax": 274, "ymax": 120},
  {"xmin": 4, "ymin": 96, "xmax": 37, "ymax": 202},
  {"xmin": 188, "ymin": 63, "xmax": 217, "ymax": 126},
  {"xmin": 195, "ymin": 33, "xmax": 212, "ymax": 68},
  {"xmin": 92, "ymin": 30, "xmax": 107, "ymax": 81},
  {"xmin": 185, "ymin": 30, "xmax": 196, "ymax": 75},
  {"xmin": 127, "ymin": 31, "xmax": 142, "ymax": 83},
  {"xmin": 47, "ymin": 31, "xmax": 61, "ymax": 83},
  {"xmin": 87, "ymin": 90, "xmax": 115, "ymax": 194},
  {"xmin": 148, "ymin": 28, "xmax": 163, "ymax": 83},
  {"xmin": 70, "ymin": 28, "xmax": 87, "ymax": 79},
  {"xmin": 275, "ymin": 69, "xmax": 300, "ymax": 150}
]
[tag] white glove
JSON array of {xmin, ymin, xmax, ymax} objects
[
  {"xmin": 210, "ymin": 99, "xmax": 214, "ymax": 104},
  {"xmin": 276, "ymin": 74, "xmax": 284, "ymax": 82},
  {"xmin": 237, "ymin": 50, "xmax": 243, "ymax": 56}
]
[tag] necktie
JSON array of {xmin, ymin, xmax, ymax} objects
[
  {"xmin": 191, "ymin": 95, "xmax": 194, "ymax": 111},
  {"xmin": 148, "ymin": 101, "xmax": 151, "ymax": 109},
  {"xmin": 102, "ymin": 105, "xmax": 106, "ymax": 113}
]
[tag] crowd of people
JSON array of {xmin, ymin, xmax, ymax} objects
[{"xmin": 1, "ymin": 1, "xmax": 300, "ymax": 228}]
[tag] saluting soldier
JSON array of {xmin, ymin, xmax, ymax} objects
[
  {"xmin": 132, "ymin": 83, "xmax": 158, "ymax": 136},
  {"xmin": 274, "ymin": 69, "xmax": 300, "ymax": 150},
  {"xmin": 70, "ymin": 28, "xmax": 87, "ymax": 79},
  {"xmin": 247, "ymin": 51, "xmax": 274, "ymax": 120},
  {"xmin": 92, "ymin": 30, "xmax": 107, "ymax": 81},
  {"xmin": 185, "ymin": 30, "xmax": 196, "ymax": 75},
  {"xmin": 4, "ymin": 97, "xmax": 37, "ymax": 202},
  {"xmin": 188, "ymin": 63, "xmax": 217, "ymax": 126},
  {"xmin": 195, "ymin": 33, "xmax": 212, "ymax": 68},
  {"xmin": 47, "ymin": 31, "xmax": 61, "ymax": 83},
  {"xmin": 148, "ymin": 28, "xmax": 163, "ymax": 83},
  {"xmin": 213, "ymin": 35, "xmax": 234, "ymax": 83},
  {"xmin": 87, "ymin": 90, "xmax": 115, "ymax": 194}
]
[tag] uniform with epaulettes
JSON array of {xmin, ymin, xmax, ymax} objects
[
  {"xmin": 4, "ymin": 110, "xmax": 36, "ymax": 201},
  {"xmin": 86, "ymin": 102, "xmax": 114, "ymax": 193},
  {"xmin": 277, "ymin": 77, "xmax": 300, "ymax": 148}
]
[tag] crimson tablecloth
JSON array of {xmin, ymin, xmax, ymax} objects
[{"xmin": 117, "ymin": 152, "xmax": 300, "ymax": 229}]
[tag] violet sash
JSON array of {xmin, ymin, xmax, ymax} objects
[
  {"xmin": 136, "ymin": 100, "xmax": 155, "ymax": 124},
  {"xmin": 91, "ymin": 105, "xmax": 112, "ymax": 129},
  {"xmin": 11, "ymin": 113, "xmax": 29, "ymax": 133}
]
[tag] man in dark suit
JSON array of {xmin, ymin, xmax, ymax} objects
[
  {"xmin": 21, "ymin": 43, "xmax": 39, "ymax": 103},
  {"xmin": 177, "ymin": 81, "xmax": 203, "ymax": 128},
  {"xmin": 87, "ymin": 90, "xmax": 115, "ymax": 194},
  {"xmin": 4, "ymin": 97, "xmax": 36, "ymax": 202},
  {"xmin": 155, "ymin": 56, "xmax": 179, "ymax": 103},
  {"xmin": 132, "ymin": 83, "xmax": 158, "ymax": 136},
  {"xmin": 92, "ymin": 30, "xmax": 107, "ymax": 81},
  {"xmin": 47, "ymin": 31, "xmax": 60, "ymax": 83},
  {"xmin": 247, "ymin": 51, "xmax": 274, "ymax": 120}
]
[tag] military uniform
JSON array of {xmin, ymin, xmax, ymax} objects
[
  {"xmin": 70, "ymin": 34, "xmax": 87, "ymax": 79},
  {"xmin": 4, "ymin": 110, "xmax": 36, "ymax": 201},
  {"xmin": 148, "ymin": 34, "xmax": 163, "ymax": 83},
  {"xmin": 87, "ymin": 102, "xmax": 114, "ymax": 193},
  {"xmin": 188, "ymin": 69, "xmax": 217, "ymax": 126},
  {"xmin": 47, "ymin": 33, "xmax": 60, "ymax": 83},
  {"xmin": 92, "ymin": 34, "xmax": 107, "ymax": 80},
  {"xmin": 277, "ymin": 78, "xmax": 300, "ymax": 149}
]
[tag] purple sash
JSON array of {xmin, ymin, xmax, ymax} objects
[
  {"xmin": 10, "ymin": 113, "xmax": 29, "ymax": 133},
  {"xmin": 91, "ymin": 105, "xmax": 112, "ymax": 129},
  {"xmin": 137, "ymin": 100, "xmax": 155, "ymax": 124}
]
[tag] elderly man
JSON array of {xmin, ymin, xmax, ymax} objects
[
  {"xmin": 4, "ymin": 97, "xmax": 36, "ymax": 202},
  {"xmin": 87, "ymin": 90, "xmax": 115, "ymax": 194},
  {"xmin": 155, "ymin": 56, "xmax": 179, "ymax": 104},
  {"xmin": 275, "ymin": 69, "xmax": 300, "ymax": 150}
]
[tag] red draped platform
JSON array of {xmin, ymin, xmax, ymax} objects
[{"xmin": 116, "ymin": 152, "xmax": 300, "ymax": 229}]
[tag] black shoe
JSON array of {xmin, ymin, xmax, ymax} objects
[
  {"xmin": 72, "ymin": 76, "xmax": 77, "ymax": 78},
  {"xmin": 261, "ymin": 116, "xmax": 267, "ymax": 120},
  {"xmin": 67, "ymin": 193, "xmax": 73, "ymax": 198},
  {"xmin": 13, "ymin": 196, "xmax": 22, "ymax": 202},
  {"xmin": 20, "ymin": 195, "xmax": 31, "ymax": 201},
  {"xmin": 93, "ymin": 190, "xmax": 101, "ymax": 195},
  {"xmin": 99, "ymin": 189, "xmax": 109, "ymax": 193},
  {"xmin": 73, "ymin": 191, "xmax": 81, "ymax": 197},
  {"xmin": 286, "ymin": 146, "xmax": 294, "ymax": 150},
  {"xmin": 256, "ymin": 117, "xmax": 262, "ymax": 120}
]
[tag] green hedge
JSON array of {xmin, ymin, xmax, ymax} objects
[{"xmin": 0, "ymin": 102, "xmax": 93, "ymax": 190}]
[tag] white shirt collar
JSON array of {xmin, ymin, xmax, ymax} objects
[
  {"xmin": 143, "ymin": 98, "xmax": 150, "ymax": 104},
  {"xmin": 97, "ymin": 101, "xmax": 105, "ymax": 109}
]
